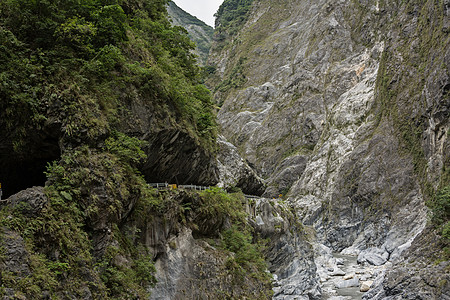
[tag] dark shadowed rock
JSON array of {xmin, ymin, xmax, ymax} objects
[
  {"xmin": 142, "ymin": 129, "xmax": 219, "ymax": 186},
  {"xmin": 119, "ymin": 91, "xmax": 220, "ymax": 186}
]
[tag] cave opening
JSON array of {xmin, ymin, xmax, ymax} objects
[{"xmin": 0, "ymin": 135, "xmax": 61, "ymax": 199}]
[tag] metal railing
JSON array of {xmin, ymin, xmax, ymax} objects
[
  {"xmin": 179, "ymin": 185, "xmax": 213, "ymax": 191},
  {"xmin": 0, "ymin": 182, "xmax": 264, "ymax": 203},
  {"xmin": 149, "ymin": 183, "xmax": 211, "ymax": 191},
  {"xmin": 243, "ymin": 195, "xmax": 260, "ymax": 199},
  {"xmin": 148, "ymin": 183, "xmax": 261, "ymax": 199},
  {"xmin": 149, "ymin": 183, "xmax": 172, "ymax": 189}
]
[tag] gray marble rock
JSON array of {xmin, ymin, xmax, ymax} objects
[
  {"xmin": 216, "ymin": 135, "xmax": 266, "ymax": 195},
  {"xmin": 357, "ymin": 247, "xmax": 389, "ymax": 266},
  {"xmin": 252, "ymin": 199, "xmax": 321, "ymax": 299},
  {"xmin": 209, "ymin": 0, "xmax": 449, "ymax": 298},
  {"xmin": 335, "ymin": 277, "xmax": 359, "ymax": 289}
]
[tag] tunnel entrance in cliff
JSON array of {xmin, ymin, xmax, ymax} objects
[{"xmin": 0, "ymin": 133, "xmax": 61, "ymax": 199}]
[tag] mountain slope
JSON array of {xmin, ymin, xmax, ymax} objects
[{"xmin": 167, "ymin": 1, "xmax": 214, "ymax": 65}]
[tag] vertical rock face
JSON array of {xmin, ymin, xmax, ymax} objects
[
  {"xmin": 211, "ymin": 0, "xmax": 388, "ymax": 196},
  {"xmin": 148, "ymin": 196, "xmax": 322, "ymax": 300},
  {"xmin": 250, "ymin": 199, "xmax": 321, "ymax": 299},
  {"xmin": 216, "ymin": 135, "xmax": 266, "ymax": 195},
  {"xmin": 140, "ymin": 192, "xmax": 275, "ymax": 300},
  {"xmin": 210, "ymin": 0, "xmax": 449, "ymax": 297}
]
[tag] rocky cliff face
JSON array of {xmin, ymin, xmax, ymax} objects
[
  {"xmin": 1, "ymin": 0, "xmax": 448, "ymax": 298},
  {"xmin": 148, "ymin": 195, "xmax": 318, "ymax": 299},
  {"xmin": 210, "ymin": 0, "xmax": 449, "ymax": 298},
  {"xmin": 216, "ymin": 135, "xmax": 266, "ymax": 195},
  {"xmin": 250, "ymin": 199, "xmax": 321, "ymax": 299}
]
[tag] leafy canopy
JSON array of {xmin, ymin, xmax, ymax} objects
[{"xmin": 0, "ymin": 0, "xmax": 216, "ymax": 151}]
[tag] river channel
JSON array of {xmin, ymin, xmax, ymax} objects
[{"xmin": 321, "ymin": 253, "xmax": 364, "ymax": 300}]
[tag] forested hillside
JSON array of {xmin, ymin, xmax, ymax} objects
[
  {"xmin": 214, "ymin": 0, "xmax": 253, "ymax": 38},
  {"xmin": 0, "ymin": 0, "xmax": 218, "ymax": 198},
  {"xmin": 0, "ymin": 0, "xmax": 216, "ymax": 150}
]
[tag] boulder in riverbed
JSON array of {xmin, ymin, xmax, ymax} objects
[
  {"xmin": 344, "ymin": 273, "xmax": 355, "ymax": 280},
  {"xmin": 330, "ymin": 268, "xmax": 346, "ymax": 276},
  {"xmin": 335, "ymin": 277, "xmax": 359, "ymax": 289},
  {"xmin": 360, "ymin": 281, "xmax": 373, "ymax": 292}
]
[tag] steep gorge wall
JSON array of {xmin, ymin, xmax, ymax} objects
[
  {"xmin": 210, "ymin": 0, "xmax": 449, "ymax": 298},
  {"xmin": 0, "ymin": 0, "xmax": 447, "ymax": 298}
]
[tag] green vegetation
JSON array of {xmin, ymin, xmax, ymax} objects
[
  {"xmin": 443, "ymin": 223, "xmax": 450, "ymax": 242},
  {"xmin": 195, "ymin": 188, "xmax": 271, "ymax": 285},
  {"xmin": 121, "ymin": 186, "xmax": 273, "ymax": 297},
  {"xmin": 432, "ymin": 186, "xmax": 450, "ymax": 226},
  {"xmin": 0, "ymin": 0, "xmax": 217, "ymax": 151},
  {"xmin": 98, "ymin": 245, "xmax": 156, "ymax": 299},
  {"xmin": 432, "ymin": 185, "xmax": 450, "ymax": 243},
  {"xmin": 104, "ymin": 131, "xmax": 147, "ymax": 164},
  {"xmin": 215, "ymin": 0, "xmax": 254, "ymax": 38},
  {"xmin": 214, "ymin": 56, "xmax": 247, "ymax": 103},
  {"xmin": 0, "ymin": 139, "xmax": 157, "ymax": 298},
  {"xmin": 195, "ymin": 188, "xmax": 272, "ymax": 296},
  {"xmin": 0, "ymin": 155, "xmax": 272, "ymax": 298},
  {"xmin": 206, "ymin": 0, "xmax": 288, "ymax": 99},
  {"xmin": 0, "ymin": 0, "xmax": 226, "ymax": 297},
  {"xmin": 195, "ymin": 187, "xmax": 247, "ymax": 230},
  {"xmin": 222, "ymin": 225, "xmax": 269, "ymax": 281}
]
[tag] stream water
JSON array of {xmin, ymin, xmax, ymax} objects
[{"xmin": 320, "ymin": 253, "xmax": 364, "ymax": 300}]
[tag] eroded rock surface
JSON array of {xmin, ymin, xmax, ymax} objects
[
  {"xmin": 210, "ymin": 0, "xmax": 449, "ymax": 298},
  {"xmin": 217, "ymin": 135, "xmax": 266, "ymax": 195},
  {"xmin": 250, "ymin": 199, "xmax": 321, "ymax": 299},
  {"xmin": 5, "ymin": 186, "xmax": 48, "ymax": 217}
]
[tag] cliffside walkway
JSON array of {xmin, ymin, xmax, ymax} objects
[{"xmin": 148, "ymin": 183, "xmax": 260, "ymax": 199}]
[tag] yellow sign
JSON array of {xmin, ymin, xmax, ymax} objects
[{"xmin": 0, "ymin": 183, "xmax": 2, "ymax": 189}]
